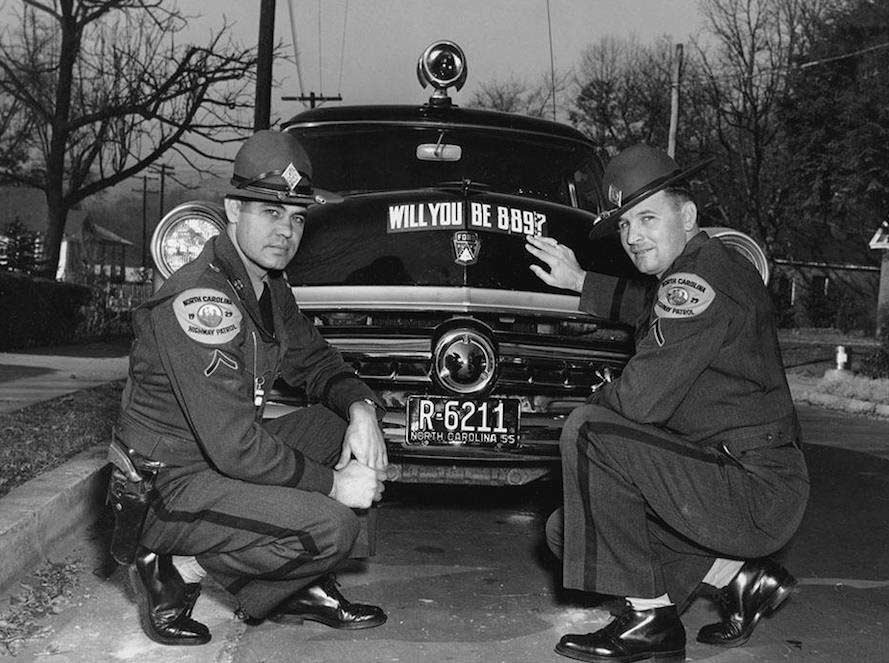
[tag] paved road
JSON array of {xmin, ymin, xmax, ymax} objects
[
  {"xmin": 3, "ymin": 403, "xmax": 887, "ymax": 663},
  {"xmin": 0, "ymin": 342, "xmax": 129, "ymax": 413}
]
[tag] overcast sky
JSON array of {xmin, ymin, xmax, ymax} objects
[{"xmin": 177, "ymin": 0, "xmax": 706, "ymax": 122}]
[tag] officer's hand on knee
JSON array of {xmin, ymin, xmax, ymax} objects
[{"xmin": 330, "ymin": 460, "xmax": 386, "ymax": 508}]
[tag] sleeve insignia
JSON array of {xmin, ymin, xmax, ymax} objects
[
  {"xmin": 173, "ymin": 287, "xmax": 242, "ymax": 345},
  {"xmin": 204, "ymin": 349, "xmax": 239, "ymax": 377},
  {"xmin": 654, "ymin": 273, "xmax": 715, "ymax": 319},
  {"xmin": 651, "ymin": 319, "xmax": 665, "ymax": 346}
]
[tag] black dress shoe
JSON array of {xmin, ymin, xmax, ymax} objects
[
  {"xmin": 696, "ymin": 558, "xmax": 796, "ymax": 647},
  {"xmin": 555, "ymin": 604, "xmax": 686, "ymax": 662},
  {"xmin": 128, "ymin": 548, "xmax": 211, "ymax": 646},
  {"xmin": 271, "ymin": 573, "xmax": 387, "ymax": 630}
]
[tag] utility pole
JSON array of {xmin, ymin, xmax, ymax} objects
[
  {"xmin": 870, "ymin": 219, "xmax": 889, "ymax": 336},
  {"xmin": 131, "ymin": 175, "xmax": 158, "ymax": 269},
  {"xmin": 282, "ymin": 92, "xmax": 342, "ymax": 108},
  {"xmin": 255, "ymin": 0, "xmax": 276, "ymax": 130},
  {"xmin": 150, "ymin": 164, "xmax": 174, "ymax": 223},
  {"xmin": 667, "ymin": 43, "xmax": 684, "ymax": 158}
]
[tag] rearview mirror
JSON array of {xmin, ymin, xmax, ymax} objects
[{"xmin": 416, "ymin": 143, "xmax": 462, "ymax": 162}]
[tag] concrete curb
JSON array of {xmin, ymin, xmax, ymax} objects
[{"xmin": 0, "ymin": 445, "xmax": 108, "ymax": 593}]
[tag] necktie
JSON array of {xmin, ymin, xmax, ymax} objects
[{"xmin": 259, "ymin": 282, "xmax": 274, "ymax": 333}]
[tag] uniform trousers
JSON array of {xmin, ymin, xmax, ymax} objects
[
  {"xmin": 553, "ymin": 404, "xmax": 809, "ymax": 607},
  {"xmin": 140, "ymin": 405, "xmax": 359, "ymax": 619}
]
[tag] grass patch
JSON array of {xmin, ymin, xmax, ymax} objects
[
  {"xmin": 0, "ymin": 381, "xmax": 123, "ymax": 499},
  {"xmin": 818, "ymin": 372, "xmax": 889, "ymax": 406}
]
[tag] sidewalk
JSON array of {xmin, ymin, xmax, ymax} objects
[
  {"xmin": 1, "ymin": 345, "xmax": 888, "ymax": 660},
  {"xmin": 0, "ymin": 341, "xmax": 129, "ymax": 414}
]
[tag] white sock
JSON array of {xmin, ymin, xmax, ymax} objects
[
  {"xmin": 172, "ymin": 555, "xmax": 207, "ymax": 584},
  {"xmin": 626, "ymin": 593, "xmax": 672, "ymax": 611},
  {"xmin": 702, "ymin": 558, "xmax": 744, "ymax": 588}
]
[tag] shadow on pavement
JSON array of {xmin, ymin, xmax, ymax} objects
[{"xmin": 791, "ymin": 444, "xmax": 889, "ymax": 580}]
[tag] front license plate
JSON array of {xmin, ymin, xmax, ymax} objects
[{"xmin": 405, "ymin": 395, "xmax": 521, "ymax": 447}]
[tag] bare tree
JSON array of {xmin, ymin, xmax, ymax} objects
[
  {"xmin": 779, "ymin": 0, "xmax": 889, "ymax": 260},
  {"xmin": 692, "ymin": 0, "xmax": 836, "ymax": 252},
  {"xmin": 468, "ymin": 70, "xmax": 572, "ymax": 120},
  {"xmin": 0, "ymin": 75, "xmax": 31, "ymax": 178},
  {"xmin": 0, "ymin": 0, "xmax": 260, "ymax": 277},
  {"xmin": 569, "ymin": 35, "xmax": 686, "ymax": 154}
]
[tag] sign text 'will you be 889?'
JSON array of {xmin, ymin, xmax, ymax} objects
[{"xmin": 388, "ymin": 201, "xmax": 547, "ymax": 237}]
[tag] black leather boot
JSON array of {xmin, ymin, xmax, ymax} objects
[
  {"xmin": 555, "ymin": 604, "xmax": 686, "ymax": 662},
  {"xmin": 128, "ymin": 548, "xmax": 211, "ymax": 645},
  {"xmin": 271, "ymin": 573, "xmax": 387, "ymax": 629},
  {"xmin": 697, "ymin": 558, "xmax": 796, "ymax": 647}
]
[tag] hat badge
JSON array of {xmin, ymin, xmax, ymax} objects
[
  {"xmin": 281, "ymin": 162, "xmax": 305, "ymax": 195},
  {"xmin": 607, "ymin": 184, "xmax": 623, "ymax": 208}
]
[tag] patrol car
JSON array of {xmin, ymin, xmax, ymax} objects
[{"xmin": 151, "ymin": 41, "xmax": 768, "ymax": 486}]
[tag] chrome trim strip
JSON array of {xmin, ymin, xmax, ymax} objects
[
  {"xmin": 293, "ymin": 286, "xmax": 583, "ymax": 316},
  {"xmin": 325, "ymin": 339, "xmax": 628, "ymax": 362},
  {"xmin": 499, "ymin": 342, "xmax": 631, "ymax": 362},
  {"xmin": 326, "ymin": 337, "xmax": 431, "ymax": 355}
]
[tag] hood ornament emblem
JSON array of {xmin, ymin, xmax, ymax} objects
[{"xmin": 452, "ymin": 230, "xmax": 480, "ymax": 265}]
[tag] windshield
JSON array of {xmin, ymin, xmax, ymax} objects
[{"xmin": 288, "ymin": 124, "xmax": 603, "ymax": 213}]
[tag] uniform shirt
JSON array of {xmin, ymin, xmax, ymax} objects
[
  {"xmin": 118, "ymin": 230, "xmax": 381, "ymax": 494},
  {"xmin": 579, "ymin": 231, "xmax": 794, "ymax": 443}
]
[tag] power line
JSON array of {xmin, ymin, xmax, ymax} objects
[
  {"xmin": 286, "ymin": 0, "xmax": 305, "ymax": 98},
  {"xmin": 337, "ymin": 0, "xmax": 349, "ymax": 94},
  {"xmin": 545, "ymin": 0, "xmax": 556, "ymax": 121},
  {"xmin": 680, "ymin": 40, "xmax": 889, "ymax": 85},
  {"xmin": 282, "ymin": 91, "xmax": 343, "ymax": 108},
  {"xmin": 317, "ymin": 0, "xmax": 323, "ymax": 94},
  {"xmin": 800, "ymin": 40, "xmax": 889, "ymax": 69},
  {"xmin": 284, "ymin": 0, "xmax": 346, "ymax": 108}
]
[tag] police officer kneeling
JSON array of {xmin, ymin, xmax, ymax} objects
[
  {"xmin": 526, "ymin": 145, "xmax": 809, "ymax": 662},
  {"xmin": 107, "ymin": 130, "xmax": 388, "ymax": 645}
]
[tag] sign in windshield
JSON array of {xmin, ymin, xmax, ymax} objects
[{"xmin": 387, "ymin": 200, "xmax": 546, "ymax": 238}]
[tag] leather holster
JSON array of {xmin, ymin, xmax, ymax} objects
[{"xmin": 106, "ymin": 436, "xmax": 161, "ymax": 565}]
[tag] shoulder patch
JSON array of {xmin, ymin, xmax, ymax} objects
[
  {"xmin": 172, "ymin": 287, "xmax": 242, "ymax": 345},
  {"xmin": 654, "ymin": 272, "xmax": 715, "ymax": 319}
]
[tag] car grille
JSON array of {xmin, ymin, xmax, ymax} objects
[{"xmin": 329, "ymin": 335, "xmax": 629, "ymax": 396}]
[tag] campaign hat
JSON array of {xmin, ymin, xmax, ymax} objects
[
  {"xmin": 227, "ymin": 130, "xmax": 342, "ymax": 206},
  {"xmin": 589, "ymin": 144, "xmax": 712, "ymax": 239}
]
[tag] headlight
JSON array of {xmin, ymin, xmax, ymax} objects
[
  {"xmin": 150, "ymin": 202, "xmax": 226, "ymax": 279},
  {"xmin": 703, "ymin": 226, "xmax": 770, "ymax": 285}
]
